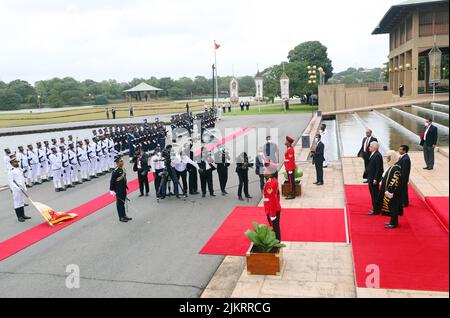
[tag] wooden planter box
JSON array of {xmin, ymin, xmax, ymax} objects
[
  {"xmin": 246, "ymin": 244, "xmax": 282, "ymax": 276},
  {"xmin": 281, "ymin": 180, "xmax": 302, "ymax": 197}
]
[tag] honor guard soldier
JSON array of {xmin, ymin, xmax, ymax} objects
[
  {"xmin": 284, "ymin": 136, "xmax": 297, "ymax": 200},
  {"xmin": 43, "ymin": 140, "xmax": 52, "ymax": 180},
  {"xmin": 60, "ymin": 145, "xmax": 73, "ymax": 189},
  {"xmin": 49, "ymin": 146, "xmax": 65, "ymax": 192},
  {"xmin": 77, "ymin": 140, "xmax": 90, "ymax": 182},
  {"xmin": 16, "ymin": 146, "xmax": 32, "ymax": 187},
  {"xmin": 263, "ymin": 164, "xmax": 282, "ymax": 241},
  {"xmin": 86, "ymin": 138, "xmax": 98, "ymax": 178},
  {"xmin": 27, "ymin": 144, "xmax": 40, "ymax": 185},
  {"xmin": 110, "ymin": 156, "xmax": 132, "ymax": 223},
  {"xmin": 3, "ymin": 148, "xmax": 13, "ymax": 173},
  {"xmin": 37, "ymin": 142, "xmax": 49, "ymax": 182},
  {"xmin": 68, "ymin": 143, "xmax": 81, "ymax": 185},
  {"xmin": 8, "ymin": 157, "xmax": 31, "ymax": 222}
]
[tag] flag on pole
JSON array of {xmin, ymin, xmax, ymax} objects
[{"xmin": 214, "ymin": 42, "xmax": 220, "ymax": 50}]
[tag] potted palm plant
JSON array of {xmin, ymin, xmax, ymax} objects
[
  {"xmin": 244, "ymin": 222, "xmax": 286, "ymax": 276},
  {"xmin": 282, "ymin": 167, "xmax": 303, "ymax": 197}
]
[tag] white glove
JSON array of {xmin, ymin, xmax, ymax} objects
[
  {"xmin": 110, "ymin": 191, "xmax": 116, "ymax": 196},
  {"xmin": 270, "ymin": 217, "xmax": 277, "ymax": 221}
]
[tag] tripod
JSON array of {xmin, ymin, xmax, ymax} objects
[{"xmin": 156, "ymin": 167, "xmax": 187, "ymax": 203}]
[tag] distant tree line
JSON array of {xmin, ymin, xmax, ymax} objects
[{"xmin": 0, "ymin": 75, "xmax": 257, "ymax": 111}]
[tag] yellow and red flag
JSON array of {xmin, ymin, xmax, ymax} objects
[
  {"xmin": 30, "ymin": 200, "xmax": 77, "ymax": 226},
  {"xmin": 214, "ymin": 42, "xmax": 220, "ymax": 50}
]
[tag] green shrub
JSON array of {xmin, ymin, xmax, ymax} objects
[
  {"xmin": 283, "ymin": 167, "xmax": 303, "ymax": 181},
  {"xmin": 244, "ymin": 222, "xmax": 285, "ymax": 253}
]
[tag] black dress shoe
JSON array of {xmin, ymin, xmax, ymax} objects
[
  {"xmin": 60, "ymin": 188, "xmax": 66, "ymax": 191},
  {"xmin": 18, "ymin": 217, "xmax": 25, "ymax": 223},
  {"xmin": 138, "ymin": 194, "xmax": 144, "ymax": 197},
  {"xmin": 313, "ymin": 182, "xmax": 319, "ymax": 185},
  {"xmin": 238, "ymin": 196, "xmax": 244, "ymax": 201},
  {"xmin": 423, "ymin": 167, "xmax": 429, "ymax": 170},
  {"xmin": 145, "ymin": 193, "xmax": 149, "ymax": 197},
  {"xmin": 316, "ymin": 182, "xmax": 324, "ymax": 186},
  {"xmin": 385, "ymin": 224, "xmax": 398, "ymax": 229},
  {"xmin": 119, "ymin": 217, "xmax": 128, "ymax": 223},
  {"xmin": 22, "ymin": 216, "xmax": 31, "ymax": 220},
  {"xmin": 202, "ymin": 194, "xmax": 206, "ymax": 198},
  {"xmin": 368, "ymin": 211, "xmax": 380, "ymax": 216},
  {"xmin": 125, "ymin": 216, "xmax": 133, "ymax": 221},
  {"xmin": 285, "ymin": 195, "xmax": 295, "ymax": 200},
  {"xmin": 245, "ymin": 195, "xmax": 253, "ymax": 199},
  {"xmin": 210, "ymin": 194, "xmax": 216, "ymax": 197}
]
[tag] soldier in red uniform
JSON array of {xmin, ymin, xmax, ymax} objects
[
  {"xmin": 284, "ymin": 136, "xmax": 296, "ymax": 200},
  {"xmin": 263, "ymin": 164, "xmax": 282, "ymax": 241}
]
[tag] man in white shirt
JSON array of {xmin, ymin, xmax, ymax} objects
[
  {"xmin": 49, "ymin": 146, "xmax": 65, "ymax": 192},
  {"xmin": 8, "ymin": 157, "xmax": 31, "ymax": 222},
  {"xmin": 150, "ymin": 147, "xmax": 165, "ymax": 198},
  {"xmin": 173, "ymin": 150, "xmax": 201, "ymax": 197}
]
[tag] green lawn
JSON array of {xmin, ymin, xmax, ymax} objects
[{"xmin": 223, "ymin": 104, "xmax": 318, "ymax": 116}]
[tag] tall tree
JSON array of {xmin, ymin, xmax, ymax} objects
[{"xmin": 288, "ymin": 41, "xmax": 333, "ymax": 81}]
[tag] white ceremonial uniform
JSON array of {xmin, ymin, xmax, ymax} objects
[
  {"xmin": 16, "ymin": 151, "xmax": 31, "ymax": 186},
  {"xmin": 101, "ymin": 140, "xmax": 108, "ymax": 172},
  {"xmin": 8, "ymin": 166, "xmax": 27, "ymax": 209},
  {"xmin": 27, "ymin": 149, "xmax": 40, "ymax": 183},
  {"xmin": 61, "ymin": 150, "xmax": 71, "ymax": 186},
  {"xmin": 37, "ymin": 147, "xmax": 49, "ymax": 181},
  {"xmin": 3, "ymin": 154, "xmax": 12, "ymax": 173},
  {"xmin": 68, "ymin": 149, "xmax": 79, "ymax": 183},
  {"xmin": 95, "ymin": 142, "xmax": 103, "ymax": 174},
  {"xmin": 49, "ymin": 152, "xmax": 63, "ymax": 189},
  {"xmin": 107, "ymin": 138, "xmax": 115, "ymax": 169},
  {"xmin": 77, "ymin": 145, "xmax": 89, "ymax": 180},
  {"xmin": 87, "ymin": 143, "xmax": 97, "ymax": 176}
]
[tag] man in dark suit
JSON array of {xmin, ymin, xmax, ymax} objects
[
  {"xmin": 397, "ymin": 145, "xmax": 411, "ymax": 207},
  {"xmin": 133, "ymin": 147, "xmax": 150, "ymax": 197},
  {"xmin": 357, "ymin": 129, "xmax": 378, "ymax": 182},
  {"xmin": 420, "ymin": 118, "xmax": 438, "ymax": 170},
  {"xmin": 312, "ymin": 134, "xmax": 325, "ymax": 186},
  {"xmin": 367, "ymin": 142, "xmax": 384, "ymax": 216},
  {"xmin": 214, "ymin": 145, "xmax": 230, "ymax": 195}
]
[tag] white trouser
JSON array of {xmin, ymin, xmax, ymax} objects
[
  {"xmin": 40, "ymin": 161, "xmax": 49, "ymax": 179},
  {"xmin": 52, "ymin": 169, "xmax": 62, "ymax": 189},
  {"xmin": 88, "ymin": 158, "xmax": 96, "ymax": 176},
  {"xmin": 80, "ymin": 160, "xmax": 89, "ymax": 179},
  {"xmin": 30, "ymin": 163, "xmax": 39, "ymax": 182},
  {"xmin": 70, "ymin": 164, "xmax": 79, "ymax": 182},
  {"xmin": 22, "ymin": 166, "xmax": 31, "ymax": 185},
  {"xmin": 12, "ymin": 189, "xmax": 26, "ymax": 209},
  {"xmin": 96, "ymin": 158, "xmax": 103, "ymax": 174},
  {"xmin": 101, "ymin": 156, "xmax": 108, "ymax": 172},
  {"xmin": 62, "ymin": 167, "xmax": 71, "ymax": 185},
  {"xmin": 108, "ymin": 153, "xmax": 114, "ymax": 169}
]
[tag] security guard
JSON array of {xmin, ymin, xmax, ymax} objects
[{"xmin": 109, "ymin": 156, "xmax": 132, "ymax": 223}]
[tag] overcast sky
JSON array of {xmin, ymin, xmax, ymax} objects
[{"xmin": 0, "ymin": 0, "xmax": 400, "ymax": 83}]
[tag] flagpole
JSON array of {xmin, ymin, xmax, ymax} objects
[{"xmin": 214, "ymin": 40, "xmax": 219, "ymax": 105}]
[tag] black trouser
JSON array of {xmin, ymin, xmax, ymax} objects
[
  {"xmin": 154, "ymin": 169, "xmax": 163, "ymax": 197},
  {"xmin": 176, "ymin": 170, "xmax": 188, "ymax": 194},
  {"xmin": 259, "ymin": 175, "xmax": 265, "ymax": 192},
  {"xmin": 363, "ymin": 155, "xmax": 369, "ymax": 179},
  {"xmin": 217, "ymin": 166, "xmax": 228, "ymax": 193},
  {"xmin": 116, "ymin": 195, "xmax": 126, "ymax": 219},
  {"xmin": 138, "ymin": 171, "xmax": 149, "ymax": 195},
  {"xmin": 423, "ymin": 146, "xmax": 435, "ymax": 169},
  {"xmin": 267, "ymin": 211, "xmax": 281, "ymax": 241},
  {"xmin": 237, "ymin": 170, "xmax": 249, "ymax": 197},
  {"xmin": 368, "ymin": 181, "xmax": 380, "ymax": 213},
  {"xmin": 200, "ymin": 170, "xmax": 214, "ymax": 195},
  {"xmin": 401, "ymin": 183, "xmax": 409, "ymax": 206},
  {"xmin": 287, "ymin": 170, "xmax": 295, "ymax": 196},
  {"xmin": 315, "ymin": 160, "xmax": 324, "ymax": 183},
  {"xmin": 188, "ymin": 167, "xmax": 198, "ymax": 193},
  {"xmin": 15, "ymin": 207, "xmax": 25, "ymax": 220}
]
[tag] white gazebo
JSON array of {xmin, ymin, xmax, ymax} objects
[{"xmin": 123, "ymin": 82, "xmax": 163, "ymax": 101}]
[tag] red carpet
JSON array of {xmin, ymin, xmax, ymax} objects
[
  {"xmin": 425, "ymin": 196, "xmax": 449, "ymax": 232},
  {"xmin": 345, "ymin": 185, "xmax": 449, "ymax": 292},
  {"xmin": 199, "ymin": 206, "xmax": 346, "ymax": 256},
  {"xmin": 0, "ymin": 128, "xmax": 255, "ymax": 262}
]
